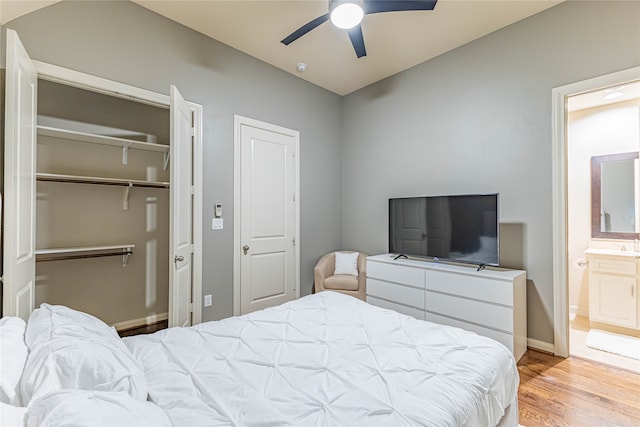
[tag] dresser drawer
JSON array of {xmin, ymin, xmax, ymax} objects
[
  {"xmin": 426, "ymin": 269, "xmax": 514, "ymax": 306},
  {"xmin": 589, "ymin": 256, "xmax": 636, "ymax": 276},
  {"xmin": 426, "ymin": 312, "xmax": 514, "ymax": 352},
  {"xmin": 427, "ymin": 291, "xmax": 513, "ymax": 333},
  {"xmin": 367, "ymin": 296, "xmax": 426, "ymax": 320},
  {"xmin": 367, "ymin": 278, "xmax": 425, "ymax": 309},
  {"xmin": 367, "ymin": 261, "xmax": 425, "ymax": 288}
]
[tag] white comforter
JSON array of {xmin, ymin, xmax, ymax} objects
[{"xmin": 125, "ymin": 292, "xmax": 519, "ymax": 426}]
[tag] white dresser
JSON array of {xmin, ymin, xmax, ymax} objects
[{"xmin": 366, "ymin": 254, "xmax": 527, "ymax": 361}]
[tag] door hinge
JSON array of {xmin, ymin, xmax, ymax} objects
[
  {"xmin": 292, "ymin": 238, "xmax": 296, "ymax": 247},
  {"xmin": 191, "ymin": 244, "xmax": 195, "ymax": 253},
  {"xmin": 190, "ymin": 127, "xmax": 195, "ymax": 137},
  {"xmin": 190, "ymin": 186, "xmax": 195, "ymax": 195},
  {"xmin": 189, "ymin": 303, "xmax": 194, "ymax": 313}
]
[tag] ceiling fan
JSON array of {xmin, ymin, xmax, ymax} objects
[{"xmin": 281, "ymin": 0, "xmax": 438, "ymax": 58}]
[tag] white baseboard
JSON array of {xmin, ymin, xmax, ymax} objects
[
  {"xmin": 569, "ymin": 305, "xmax": 589, "ymax": 319},
  {"xmin": 111, "ymin": 312, "xmax": 168, "ymax": 331},
  {"xmin": 527, "ymin": 337, "xmax": 555, "ymax": 354}
]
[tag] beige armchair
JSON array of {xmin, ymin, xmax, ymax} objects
[{"xmin": 314, "ymin": 251, "xmax": 367, "ymax": 301}]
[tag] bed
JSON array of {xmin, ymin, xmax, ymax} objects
[{"xmin": 1, "ymin": 291, "xmax": 519, "ymax": 426}]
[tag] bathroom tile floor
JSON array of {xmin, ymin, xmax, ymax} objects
[{"xmin": 570, "ymin": 315, "xmax": 640, "ymax": 373}]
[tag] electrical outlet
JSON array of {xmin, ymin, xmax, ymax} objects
[{"xmin": 204, "ymin": 294, "xmax": 212, "ymax": 307}]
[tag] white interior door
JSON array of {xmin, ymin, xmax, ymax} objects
[
  {"xmin": 391, "ymin": 198, "xmax": 427, "ymax": 255},
  {"xmin": 169, "ymin": 85, "xmax": 193, "ymax": 327},
  {"xmin": 426, "ymin": 197, "xmax": 452, "ymax": 256},
  {"xmin": 3, "ymin": 30, "xmax": 37, "ymax": 321},
  {"xmin": 236, "ymin": 117, "xmax": 299, "ymax": 315}
]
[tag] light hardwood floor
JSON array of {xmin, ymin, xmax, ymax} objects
[{"xmin": 518, "ymin": 349, "xmax": 640, "ymax": 427}]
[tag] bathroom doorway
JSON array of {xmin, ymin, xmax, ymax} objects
[{"xmin": 565, "ymin": 79, "xmax": 640, "ymax": 372}]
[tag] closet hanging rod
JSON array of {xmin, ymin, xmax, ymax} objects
[
  {"xmin": 36, "ymin": 244, "xmax": 135, "ymax": 255},
  {"xmin": 36, "ymin": 244, "xmax": 135, "ymax": 266},
  {"xmin": 36, "ymin": 250, "xmax": 133, "ymax": 262},
  {"xmin": 36, "ymin": 173, "xmax": 169, "ymax": 189}
]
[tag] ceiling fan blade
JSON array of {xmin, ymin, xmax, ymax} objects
[
  {"xmin": 281, "ymin": 13, "xmax": 331, "ymax": 45},
  {"xmin": 347, "ymin": 25, "xmax": 367, "ymax": 58},
  {"xmin": 364, "ymin": 0, "xmax": 437, "ymax": 15}
]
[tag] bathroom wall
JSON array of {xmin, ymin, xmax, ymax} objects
[{"xmin": 567, "ymin": 98, "xmax": 640, "ymax": 316}]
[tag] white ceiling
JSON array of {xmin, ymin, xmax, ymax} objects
[
  {"xmin": 1, "ymin": 0, "xmax": 563, "ymax": 95},
  {"xmin": 568, "ymin": 80, "xmax": 640, "ymax": 112},
  {"xmin": 0, "ymin": 0, "xmax": 61, "ymax": 24}
]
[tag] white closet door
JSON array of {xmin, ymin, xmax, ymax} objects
[
  {"xmin": 169, "ymin": 85, "xmax": 193, "ymax": 327},
  {"xmin": 3, "ymin": 30, "xmax": 37, "ymax": 320}
]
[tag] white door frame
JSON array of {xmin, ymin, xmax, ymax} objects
[
  {"xmin": 233, "ymin": 115, "xmax": 300, "ymax": 316},
  {"xmin": 22, "ymin": 59, "xmax": 204, "ymax": 324},
  {"xmin": 551, "ymin": 66, "xmax": 640, "ymax": 357}
]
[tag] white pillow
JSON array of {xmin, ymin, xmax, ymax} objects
[
  {"xmin": 0, "ymin": 402, "xmax": 27, "ymax": 427},
  {"xmin": 20, "ymin": 304, "xmax": 148, "ymax": 405},
  {"xmin": 0, "ymin": 317, "xmax": 28, "ymax": 405},
  {"xmin": 26, "ymin": 390, "xmax": 171, "ymax": 427},
  {"xmin": 334, "ymin": 252, "xmax": 359, "ymax": 276}
]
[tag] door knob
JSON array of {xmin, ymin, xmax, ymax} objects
[
  {"xmin": 174, "ymin": 255, "xmax": 184, "ymax": 263},
  {"xmin": 243, "ymin": 245, "xmax": 250, "ymax": 255}
]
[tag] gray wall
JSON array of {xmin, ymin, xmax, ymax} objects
[
  {"xmin": 341, "ymin": 0, "xmax": 640, "ymax": 344},
  {"xmin": 4, "ymin": 0, "xmax": 640, "ymax": 346},
  {"xmin": 2, "ymin": 0, "xmax": 344, "ymax": 321}
]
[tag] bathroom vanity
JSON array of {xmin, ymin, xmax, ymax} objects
[{"xmin": 585, "ymin": 248, "xmax": 639, "ymax": 329}]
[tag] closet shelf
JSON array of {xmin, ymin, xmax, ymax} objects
[
  {"xmin": 36, "ymin": 244, "xmax": 135, "ymax": 266},
  {"xmin": 36, "ymin": 173, "xmax": 170, "ymax": 189},
  {"xmin": 38, "ymin": 125, "xmax": 169, "ymax": 153}
]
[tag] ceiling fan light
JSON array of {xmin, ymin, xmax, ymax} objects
[{"xmin": 330, "ymin": 3, "xmax": 364, "ymax": 29}]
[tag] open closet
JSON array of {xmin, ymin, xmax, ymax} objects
[
  {"xmin": 35, "ymin": 80, "xmax": 172, "ymax": 329},
  {"xmin": 3, "ymin": 30, "xmax": 202, "ymax": 328}
]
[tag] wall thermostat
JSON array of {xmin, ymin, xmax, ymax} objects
[{"xmin": 214, "ymin": 203, "xmax": 222, "ymax": 218}]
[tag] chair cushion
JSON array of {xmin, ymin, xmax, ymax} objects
[{"xmin": 324, "ymin": 275, "xmax": 359, "ymax": 291}]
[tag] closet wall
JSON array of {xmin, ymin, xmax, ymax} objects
[{"xmin": 35, "ymin": 80, "xmax": 170, "ymax": 326}]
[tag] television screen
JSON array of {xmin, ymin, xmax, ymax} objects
[{"xmin": 389, "ymin": 194, "xmax": 499, "ymax": 266}]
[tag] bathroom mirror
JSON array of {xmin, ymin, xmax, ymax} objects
[{"xmin": 591, "ymin": 151, "xmax": 639, "ymax": 239}]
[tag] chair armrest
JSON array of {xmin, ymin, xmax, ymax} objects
[
  {"xmin": 314, "ymin": 252, "xmax": 335, "ymax": 292},
  {"xmin": 357, "ymin": 252, "xmax": 368, "ymax": 298}
]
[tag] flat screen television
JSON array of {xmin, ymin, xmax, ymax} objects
[{"xmin": 389, "ymin": 194, "xmax": 499, "ymax": 266}]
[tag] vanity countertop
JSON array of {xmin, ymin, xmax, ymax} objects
[{"xmin": 584, "ymin": 248, "xmax": 640, "ymax": 258}]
